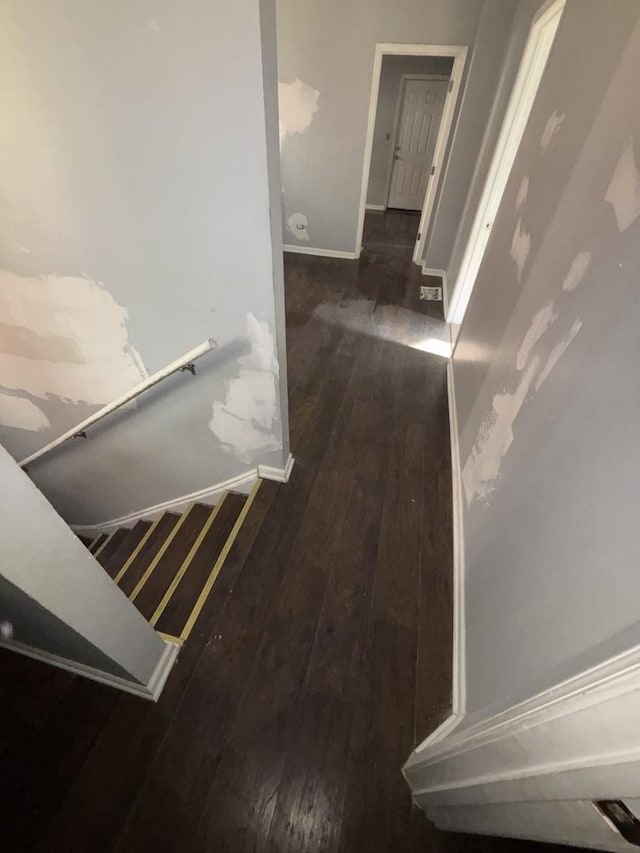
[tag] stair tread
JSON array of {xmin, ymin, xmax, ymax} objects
[
  {"xmin": 155, "ymin": 493, "xmax": 247, "ymax": 636},
  {"xmin": 132, "ymin": 503, "xmax": 216, "ymax": 621},
  {"xmin": 78, "ymin": 534, "xmax": 93, "ymax": 549},
  {"xmin": 95, "ymin": 528, "xmax": 130, "ymax": 568},
  {"xmin": 88, "ymin": 533, "xmax": 108, "ymax": 554},
  {"xmin": 102, "ymin": 521, "xmax": 152, "ymax": 580},
  {"xmin": 118, "ymin": 513, "xmax": 181, "ymax": 597}
]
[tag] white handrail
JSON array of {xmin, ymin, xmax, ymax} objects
[{"xmin": 20, "ymin": 338, "xmax": 217, "ymax": 469}]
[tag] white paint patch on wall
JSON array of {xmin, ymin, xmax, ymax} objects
[
  {"xmin": 0, "ymin": 392, "xmax": 49, "ymax": 431},
  {"xmin": 516, "ymin": 302, "xmax": 557, "ymax": 370},
  {"xmin": 515, "ymin": 175, "xmax": 529, "ymax": 212},
  {"xmin": 605, "ymin": 136, "xmax": 640, "ymax": 232},
  {"xmin": 278, "ymin": 79, "xmax": 320, "ymax": 142},
  {"xmin": 0, "ymin": 270, "xmax": 146, "ymax": 405},
  {"xmin": 510, "ymin": 218, "xmax": 531, "ymax": 281},
  {"xmin": 288, "ymin": 212, "xmax": 310, "ymax": 242},
  {"xmin": 535, "ymin": 318, "xmax": 582, "ymax": 391},
  {"xmin": 540, "ymin": 110, "xmax": 565, "ymax": 152},
  {"xmin": 462, "ymin": 356, "xmax": 540, "ymax": 506},
  {"xmin": 209, "ymin": 313, "xmax": 281, "ymax": 464},
  {"xmin": 562, "ymin": 251, "xmax": 591, "ymax": 292}
]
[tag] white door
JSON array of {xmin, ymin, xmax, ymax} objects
[{"xmin": 387, "ymin": 77, "xmax": 448, "ymax": 211}]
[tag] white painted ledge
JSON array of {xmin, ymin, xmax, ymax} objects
[
  {"xmin": 283, "ymin": 244, "xmax": 358, "ymax": 260},
  {"xmin": 0, "ymin": 635, "xmax": 180, "ymax": 702}
]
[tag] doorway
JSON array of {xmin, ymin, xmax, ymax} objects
[{"xmin": 356, "ymin": 44, "xmax": 468, "ymax": 264}]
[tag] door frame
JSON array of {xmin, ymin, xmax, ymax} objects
[
  {"xmin": 355, "ymin": 43, "xmax": 468, "ymax": 263},
  {"xmin": 384, "ymin": 73, "xmax": 450, "ymax": 212},
  {"xmin": 446, "ymin": 0, "xmax": 566, "ymax": 325}
]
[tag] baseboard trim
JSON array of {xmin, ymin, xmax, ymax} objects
[
  {"xmin": 283, "ymin": 244, "xmax": 358, "ymax": 260},
  {"xmin": 366, "ymin": 203, "xmax": 386, "ymax": 211},
  {"xmin": 258, "ymin": 453, "xmax": 295, "ymax": 483},
  {"xmin": 0, "ymin": 636, "xmax": 180, "ymax": 702},
  {"xmin": 71, "ymin": 456, "xmax": 295, "ymax": 536},
  {"xmin": 72, "ymin": 470, "xmax": 258, "ymax": 536}
]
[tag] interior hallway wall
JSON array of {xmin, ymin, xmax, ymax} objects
[
  {"xmin": 277, "ymin": 0, "xmax": 518, "ymax": 259},
  {"xmin": 0, "ymin": 0, "xmax": 289, "ymax": 526},
  {"xmin": 366, "ymin": 55, "xmax": 452, "ymax": 209},
  {"xmin": 444, "ymin": 0, "xmax": 547, "ymax": 307},
  {"xmin": 452, "ymin": 0, "xmax": 640, "ymax": 720}
]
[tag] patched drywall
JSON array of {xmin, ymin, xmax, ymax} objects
[
  {"xmin": 453, "ymin": 0, "xmax": 640, "ymax": 719},
  {"xmin": 0, "ymin": 270, "xmax": 146, "ymax": 406},
  {"xmin": 540, "ymin": 109, "xmax": 564, "ymax": 152},
  {"xmin": 0, "ymin": 393, "xmax": 49, "ymax": 432},
  {"xmin": 510, "ymin": 218, "xmax": 531, "ymax": 280},
  {"xmin": 0, "ymin": 0, "xmax": 289, "ymax": 525},
  {"xmin": 605, "ymin": 136, "xmax": 640, "ymax": 232},
  {"xmin": 278, "ymin": 79, "xmax": 319, "ymax": 142},
  {"xmin": 210, "ymin": 314, "xmax": 282, "ymax": 464},
  {"xmin": 287, "ymin": 212, "xmax": 310, "ymax": 242},
  {"xmin": 515, "ymin": 175, "xmax": 529, "ymax": 212}
]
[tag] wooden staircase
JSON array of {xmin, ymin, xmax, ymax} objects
[{"xmin": 82, "ymin": 482, "xmax": 260, "ymax": 644}]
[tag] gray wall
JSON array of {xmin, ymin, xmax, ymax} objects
[
  {"xmin": 444, "ymin": 0, "xmax": 546, "ymax": 304},
  {"xmin": 453, "ymin": 0, "xmax": 640, "ymax": 719},
  {"xmin": 0, "ymin": 442, "xmax": 165, "ymax": 682},
  {"xmin": 277, "ymin": 0, "xmax": 504, "ymax": 255},
  {"xmin": 0, "ymin": 0, "xmax": 289, "ymax": 526},
  {"xmin": 366, "ymin": 55, "xmax": 453, "ymax": 208},
  {"xmin": 423, "ymin": 0, "xmax": 517, "ymax": 272}
]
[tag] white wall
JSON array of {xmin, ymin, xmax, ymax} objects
[
  {"xmin": 444, "ymin": 0, "xmax": 547, "ymax": 304},
  {"xmin": 453, "ymin": 0, "xmax": 640, "ymax": 719},
  {"xmin": 277, "ymin": 0, "xmax": 520, "ymax": 259},
  {"xmin": 0, "ymin": 442, "xmax": 166, "ymax": 684},
  {"xmin": 366, "ymin": 55, "xmax": 453, "ymax": 208},
  {"xmin": 0, "ymin": 0, "xmax": 289, "ymax": 526}
]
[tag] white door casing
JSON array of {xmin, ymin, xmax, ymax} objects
[{"xmin": 387, "ymin": 77, "xmax": 447, "ymax": 211}]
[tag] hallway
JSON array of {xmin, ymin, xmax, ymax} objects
[{"xmin": 2, "ymin": 217, "xmax": 574, "ymax": 851}]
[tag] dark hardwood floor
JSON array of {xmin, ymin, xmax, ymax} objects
[{"xmin": 2, "ymin": 211, "xmax": 576, "ymax": 851}]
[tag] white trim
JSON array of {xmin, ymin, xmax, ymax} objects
[
  {"xmin": 447, "ymin": 358, "xmax": 466, "ymax": 719},
  {"xmin": 446, "ymin": 0, "xmax": 565, "ymax": 325},
  {"xmin": 71, "ymin": 470, "xmax": 258, "ymax": 536},
  {"xmin": 355, "ymin": 43, "xmax": 469, "ymax": 264},
  {"xmin": 365, "ymin": 204, "xmax": 386, "ymax": 211},
  {"xmin": 283, "ymin": 244, "xmax": 358, "ymax": 260},
  {"xmin": 71, "ymin": 455, "xmax": 295, "ymax": 536},
  {"xmin": 0, "ymin": 636, "xmax": 180, "ymax": 702},
  {"xmin": 258, "ymin": 452, "xmax": 295, "ymax": 483}
]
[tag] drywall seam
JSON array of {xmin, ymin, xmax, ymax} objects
[{"xmin": 540, "ymin": 109, "xmax": 564, "ymax": 152}]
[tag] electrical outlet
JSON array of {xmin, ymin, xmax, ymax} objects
[{"xmin": 419, "ymin": 286, "xmax": 442, "ymax": 301}]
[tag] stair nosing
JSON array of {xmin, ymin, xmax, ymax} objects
[
  {"xmin": 114, "ymin": 515, "xmax": 165, "ymax": 585},
  {"xmin": 129, "ymin": 505, "xmax": 197, "ymax": 603}
]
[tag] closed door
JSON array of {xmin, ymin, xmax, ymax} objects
[{"xmin": 387, "ymin": 77, "xmax": 447, "ymax": 211}]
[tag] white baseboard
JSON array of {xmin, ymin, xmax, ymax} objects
[
  {"xmin": 447, "ymin": 359, "xmax": 466, "ymax": 719},
  {"xmin": 366, "ymin": 203, "xmax": 386, "ymax": 211},
  {"xmin": 72, "ymin": 469, "xmax": 258, "ymax": 536},
  {"xmin": 71, "ymin": 455, "xmax": 295, "ymax": 536},
  {"xmin": 0, "ymin": 635, "xmax": 180, "ymax": 702},
  {"xmin": 258, "ymin": 452, "xmax": 295, "ymax": 483},
  {"xmin": 283, "ymin": 244, "xmax": 358, "ymax": 260}
]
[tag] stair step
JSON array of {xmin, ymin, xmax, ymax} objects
[
  {"xmin": 89, "ymin": 533, "xmax": 108, "ymax": 554},
  {"xmin": 132, "ymin": 503, "xmax": 215, "ymax": 621},
  {"xmin": 78, "ymin": 534, "xmax": 93, "ymax": 549},
  {"xmin": 117, "ymin": 513, "xmax": 181, "ymax": 597},
  {"xmin": 101, "ymin": 521, "xmax": 152, "ymax": 580},
  {"xmin": 155, "ymin": 493, "xmax": 247, "ymax": 637},
  {"xmin": 94, "ymin": 528, "xmax": 130, "ymax": 568}
]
